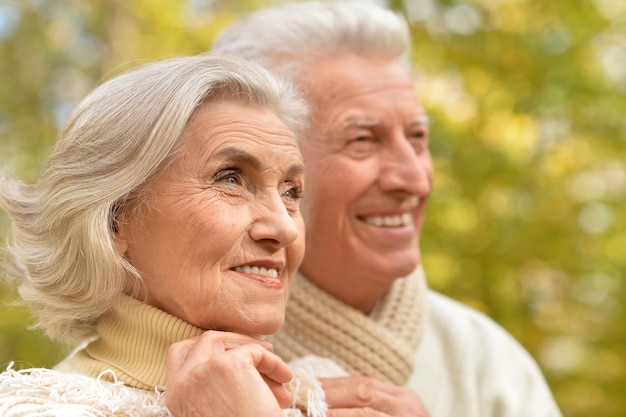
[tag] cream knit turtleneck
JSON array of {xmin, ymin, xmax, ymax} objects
[
  {"xmin": 56, "ymin": 295, "xmax": 204, "ymax": 389},
  {"xmin": 268, "ymin": 266, "xmax": 428, "ymax": 386}
]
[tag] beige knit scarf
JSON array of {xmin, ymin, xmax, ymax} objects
[{"xmin": 268, "ymin": 266, "xmax": 428, "ymax": 386}]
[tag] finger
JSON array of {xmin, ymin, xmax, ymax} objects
[
  {"xmin": 166, "ymin": 331, "xmax": 272, "ymax": 381},
  {"xmin": 326, "ymin": 408, "xmax": 388, "ymax": 417},
  {"xmin": 245, "ymin": 344, "xmax": 292, "ymax": 385},
  {"xmin": 320, "ymin": 376, "xmax": 389, "ymax": 409},
  {"xmin": 200, "ymin": 330, "xmax": 273, "ymax": 351},
  {"xmin": 320, "ymin": 376, "xmax": 430, "ymax": 417},
  {"xmin": 263, "ymin": 375, "xmax": 293, "ymax": 409},
  {"xmin": 239, "ymin": 344, "xmax": 292, "ymax": 407},
  {"xmin": 183, "ymin": 331, "xmax": 272, "ymax": 368},
  {"xmin": 165, "ymin": 335, "xmax": 203, "ymax": 378}
]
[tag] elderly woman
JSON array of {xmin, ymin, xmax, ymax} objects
[{"xmin": 0, "ymin": 54, "xmax": 344, "ymax": 416}]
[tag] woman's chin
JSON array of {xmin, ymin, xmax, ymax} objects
[{"xmin": 229, "ymin": 315, "xmax": 284, "ymax": 337}]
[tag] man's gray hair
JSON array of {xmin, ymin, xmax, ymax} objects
[{"xmin": 212, "ymin": 1, "xmax": 411, "ymax": 82}]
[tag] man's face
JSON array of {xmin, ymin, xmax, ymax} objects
[{"xmin": 297, "ymin": 53, "xmax": 433, "ymax": 311}]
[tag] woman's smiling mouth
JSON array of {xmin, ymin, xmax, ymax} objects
[{"xmin": 233, "ymin": 265, "xmax": 279, "ymax": 278}]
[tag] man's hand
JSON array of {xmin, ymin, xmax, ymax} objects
[
  {"xmin": 165, "ymin": 331, "xmax": 292, "ymax": 417},
  {"xmin": 320, "ymin": 376, "xmax": 430, "ymax": 417}
]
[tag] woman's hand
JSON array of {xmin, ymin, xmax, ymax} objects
[
  {"xmin": 165, "ymin": 331, "xmax": 293, "ymax": 417},
  {"xmin": 320, "ymin": 376, "xmax": 431, "ymax": 417}
]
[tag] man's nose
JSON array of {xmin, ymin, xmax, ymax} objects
[{"xmin": 378, "ymin": 136, "xmax": 432, "ymax": 196}]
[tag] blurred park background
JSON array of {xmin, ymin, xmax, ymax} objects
[{"xmin": 0, "ymin": 0, "xmax": 624, "ymax": 415}]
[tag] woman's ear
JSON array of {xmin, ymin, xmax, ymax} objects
[
  {"xmin": 111, "ymin": 206, "xmax": 129, "ymax": 256},
  {"xmin": 113, "ymin": 228, "xmax": 129, "ymax": 257}
]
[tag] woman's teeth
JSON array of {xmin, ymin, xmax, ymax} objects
[
  {"xmin": 234, "ymin": 265, "xmax": 278, "ymax": 278},
  {"xmin": 365, "ymin": 213, "xmax": 412, "ymax": 227}
]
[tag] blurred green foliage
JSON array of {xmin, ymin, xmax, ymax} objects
[{"xmin": 0, "ymin": 1, "xmax": 624, "ymax": 416}]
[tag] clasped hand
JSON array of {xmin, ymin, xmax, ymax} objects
[
  {"xmin": 165, "ymin": 331, "xmax": 292, "ymax": 417},
  {"xmin": 320, "ymin": 375, "xmax": 431, "ymax": 417}
]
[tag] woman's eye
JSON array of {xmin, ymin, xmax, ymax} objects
[
  {"xmin": 213, "ymin": 169, "xmax": 242, "ymax": 185},
  {"xmin": 282, "ymin": 184, "xmax": 303, "ymax": 200}
]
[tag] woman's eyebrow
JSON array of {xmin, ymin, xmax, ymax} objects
[
  {"xmin": 211, "ymin": 147, "xmax": 261, "ymax": 169},
  {"xmin": 211, "ymin": 147, "xmax": 304, "ymax": 177},
  {"xmin": 286, "ymin": 163, "xmax": 304, "ymax": 178}
]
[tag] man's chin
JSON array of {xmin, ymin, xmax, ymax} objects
[{"xmin": 365, "ymin": 253, "xmax": 420, "ymax": 282}]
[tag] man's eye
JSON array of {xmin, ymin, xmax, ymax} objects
[
  {"xmin": 407, "ymin": 131, "xmax": 429, "ymax": 155},
  {"xmin": 408, "ymin": 129, "xmax": 427, "ymax": 140}
]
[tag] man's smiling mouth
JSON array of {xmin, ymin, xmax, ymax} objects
[{"xmin": 361, "ymin": 213, "xmax": 412, "ymax": 227}]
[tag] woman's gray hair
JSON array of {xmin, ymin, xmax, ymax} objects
[
  {"xmin": 0, "ymin": 54, "xmax": 308, "ymax": 342},
  {"xmin": 212, "ymin": 1, "xmax": 411, "ymax": 82}
]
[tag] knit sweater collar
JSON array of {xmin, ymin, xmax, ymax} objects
[
  {"xmin": 52, "ymin": 296, "xmax": 343, "ymax": 416},
  {"xmin": 57, "ymin": 296, "xmax": 204, "ymax": 390},
  {"xmin": 267, "ymin": 266, "xmax": 428, "ymax": 386}
]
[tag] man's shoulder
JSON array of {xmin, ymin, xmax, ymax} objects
[
  {"xmin": 426, "ymin": 288, "xmax": 491, "ymax": 318},
  {"xmin": 414, "ymin": 291, "xmax": 562, "ymax": 417},
  {"xmin": 422, "ymin": 289, "xmax": 546, "ymax": 367},
  {"xmin": 425, "ymin": 289, "xmax": 519, "ymax": 344}
]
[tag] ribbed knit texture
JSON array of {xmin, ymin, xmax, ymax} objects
[
  {"xmin": 56, "ymin": 295, "xmax": 203, "ymax": 390},
  {"xmin": 268, "ymin": 266, "xmax": 428, "ymax": 386}
]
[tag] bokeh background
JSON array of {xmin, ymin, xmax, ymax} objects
[{"xmin": 0, "ymin": 0, "xmax": 624, "ymax": 416}]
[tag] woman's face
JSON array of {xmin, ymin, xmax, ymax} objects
[{"xmin": 115, "ymin": 99, "xmax": 305, "ymax": 336}]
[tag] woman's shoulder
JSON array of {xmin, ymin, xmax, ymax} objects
[{"xmin": 0, "ymin": 362, "xmax": 170, "ymax": 416}]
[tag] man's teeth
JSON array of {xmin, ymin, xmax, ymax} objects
[
  {"xmin": 365, "ymin": 213, "xmax": 412, "ymax": 227},
  {"xmin": 234, "ymin": 265, "xmax": 278, "ymax": 278}
]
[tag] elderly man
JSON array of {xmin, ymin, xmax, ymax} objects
[{"xmin": 213, "ymin": 2, "xmax": 562, "ymax": 416}]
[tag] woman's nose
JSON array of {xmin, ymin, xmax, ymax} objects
[{"xmin": 248, "ymin": 191, "xmax": 299, "ymax": 248}]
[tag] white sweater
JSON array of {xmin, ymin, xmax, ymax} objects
[{"xmin": 410, "ymin": 291, "xmax": 562, "ymax": 417}]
